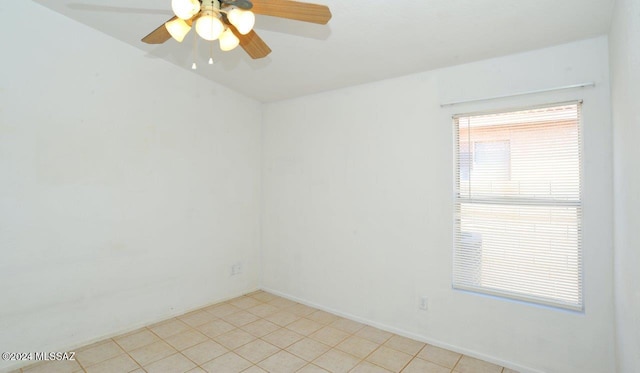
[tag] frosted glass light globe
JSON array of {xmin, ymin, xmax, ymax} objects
[
  {"xmin": 165, "ymin": 18, "xmax": 191, "ymax": 42},
  {"xmin": 219, "ymin": 28, "xmax": 240, "ymax": 51},
  {"xmin": 171, "ymin": 0, "xmax": 200, "ymax": 20},
  {"xmin": 195, "ymin": 12, "xmax": 224, "ymax": 41},
  {"xmin": 227, "ymin": 8, "xmax": 255, "ymax": 35}
]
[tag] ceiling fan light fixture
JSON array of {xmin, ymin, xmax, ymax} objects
[
  {"xmin": 227, "ymin": 8, "xmax": 255, "ymax": 35},
  {"xmin": 219, "ymin": 28, "xmax": 240, "ymax": 51},
  {"xmin": 171, "ymin": 0, "xmax": 200, "ymax": 20},
  {"xmin": 195, "ymin": 11, "xmax": 225, "ymax": 41},
  {"xmin": 165, "ymin": 18, "xmax": 191, "ymax": 42},
  {"xmin": 142, "ymin": 0, "xmax": 332, "ymax": 61}
]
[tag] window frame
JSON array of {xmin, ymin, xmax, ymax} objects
[{"xmin": 451, "ymin": 101, "xmax": 584, "ymax": 311}]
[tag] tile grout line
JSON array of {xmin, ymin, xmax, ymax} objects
[
  {"xmin": 396, "ymin": 342, "xmax": 429, "ymax": 373},
  {"xmin": 341, "ymin": 331, "xmax": 394, "ymax": 372},
  {"xmin": 410, "ymin": 343, "xmax": 461, "ymax": 373},
  {"xmin": 125, "ymin": 314, "xmax": 222, "ymax": 372},
  {"xmin": 195, "ymin": 293, "xmax": 286, "ymax": 372},
  {"xmin": 110, "ymin": 334, "xmax": 161, "ymax": 372},
  {"xmin": 450, "ymin": 353, "xmax": 464, "ymax": 373}
]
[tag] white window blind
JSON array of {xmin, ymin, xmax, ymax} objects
[{"xmin": 453, "ymin": 102, "xmax": 583, "ymax": 311}]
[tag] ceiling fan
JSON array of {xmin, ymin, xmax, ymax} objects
[{"xmin": 142, "ymin": 0, "xmax": 331, "ymax": 59}]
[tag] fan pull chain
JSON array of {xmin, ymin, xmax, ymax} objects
[
  {"xmin": 209, "ymin": 41, "xmax": 214, "ymax": 64},
  {"xmin": 192, "ymin": 30, "xmax": 198, "ymax": 70}
]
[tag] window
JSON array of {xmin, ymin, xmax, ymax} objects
[{"xmin": 453, "ymin": 102, "xmax": 583, "ymax": 311}]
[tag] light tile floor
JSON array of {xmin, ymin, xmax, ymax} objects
[{"xmin": 18, "ymin": 291, "xmax": 519, "ymax": 373}]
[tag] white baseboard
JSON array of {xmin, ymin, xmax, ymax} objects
[{"xmin": 261, "ymin": 286, "xmax": 543, "ymax": 373}]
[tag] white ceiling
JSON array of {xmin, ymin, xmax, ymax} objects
[{"xmin": 34, "ymin": 0, "xmax": 614, "ymax": 102}]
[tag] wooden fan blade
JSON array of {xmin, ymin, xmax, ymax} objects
[
  {"xmin": 141, "ymin": 16, "xmax": 176, "ymax": 44},
  {"xmin": 229, "ymin": 24, "xmax": 272, "ymax": 59},
  {"xmin": 251, "ymin": 0, "xmax": 331, "ymax": 24}
]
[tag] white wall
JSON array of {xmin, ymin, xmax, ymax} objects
[
  {"xmin": 0, "ymin": 3, "xmax": 261, "ymax": 371},
  {"xmin": 610, "ymin": 0, "xmax": 640, "ymax": 371},
  {"xmin": 262, "ymin": 37, "xmax": 615, "ymax": 373}
]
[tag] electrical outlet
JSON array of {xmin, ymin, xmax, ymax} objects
[
  {"xmin": 419, "ymin": 296, "xmax": 429, "ymax": 310},
  {"xmin": 231, "ymin": 262, "xmax": 243, "ymax": 276}
]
